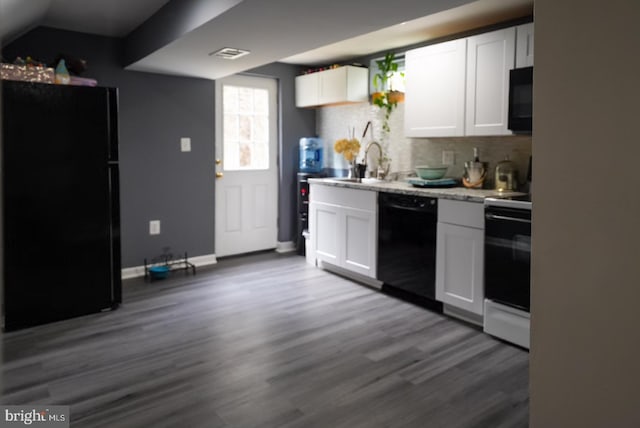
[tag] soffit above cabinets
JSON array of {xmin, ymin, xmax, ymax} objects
[{"xmin": 281, "ymin": 0, "xmax": 533, "ymax": 66}]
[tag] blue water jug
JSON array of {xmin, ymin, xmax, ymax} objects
[{"xmin": 299, "ymin": 138, "xmax": 324, "ymax": 173}]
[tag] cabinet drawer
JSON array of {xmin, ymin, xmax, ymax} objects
[
  {"xmin": 438, "ymin": 199, "xmax": 484, "ymax": 229},
  {"xmin": 310, "ymin": 185, "xmax": 376, "ymax": 211}
]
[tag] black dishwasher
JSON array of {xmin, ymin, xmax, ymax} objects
[{"xmin": 378, "ymin": 193, "xmax": 441, "ymax": 310}]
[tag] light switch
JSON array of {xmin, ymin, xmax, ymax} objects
[
  {"xmin": 149, "ymin": 220, "xmax": 161, "ymax": 235},
  {"xmin": 180, "ymin": 137, "xmax": 191, "ymax": 152}
]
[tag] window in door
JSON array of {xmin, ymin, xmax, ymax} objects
[{"xmin": 222, "ymin": 85, "xmax": 270, "ymax": 171}]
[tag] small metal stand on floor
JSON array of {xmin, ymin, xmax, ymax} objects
[{"xmin": 144, "ymin": 251, "xmax": 196, "ymax": 281}]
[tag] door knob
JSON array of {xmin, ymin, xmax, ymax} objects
[{"xmin": 216, "ymin": 172, "xmax": 224, "ymax": 179}]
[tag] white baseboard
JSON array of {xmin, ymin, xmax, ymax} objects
[
  {"xmin": 275, "ymin": 241, "xmax": 296, "ymax": 253},
  {"xmin": 121, "ymin": 253, "xmax": 218, "ymax": 280}
]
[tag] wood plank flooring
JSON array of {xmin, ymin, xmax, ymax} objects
[{"xmin": 1, "ymin": 252, "xmax": 529, "ymax": 427}]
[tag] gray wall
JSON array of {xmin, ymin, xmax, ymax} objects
[
  {"xmin": 530, "ymin": 0, "xmax": 640, "ymax": 426},
  {"xmin": 2, "ymin": 27, "xmax": 315, "ymax": 267},
  {"xmin": 3, "ymin": 27, "xmax": 215, "ymax": 268}
]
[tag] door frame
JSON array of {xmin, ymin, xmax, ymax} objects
[{"xmin": 214, "ymin": 74, "xmax": 280, "ymax": 257}]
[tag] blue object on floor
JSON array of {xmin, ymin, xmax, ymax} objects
[{"xmin": 148, "ymin": 265, "xmax": 170, "ymax": 280}]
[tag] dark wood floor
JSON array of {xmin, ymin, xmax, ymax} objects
[{"xmin": 1, "ymin": 252, "xmax": 529, "ymax": 427}]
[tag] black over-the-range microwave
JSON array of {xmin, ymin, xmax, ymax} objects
[{"xmin": 508, "ymin": 66, "xmax": 533, "ymax": 133}]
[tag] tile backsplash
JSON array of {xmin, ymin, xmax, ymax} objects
[{"xmin": 315, "ymin": 102, "xmax": 532, "ymax": 189}]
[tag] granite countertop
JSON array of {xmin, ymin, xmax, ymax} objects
[{"xmin": 308, "ymin": 177, "xmax": 526, "ymax": 202}]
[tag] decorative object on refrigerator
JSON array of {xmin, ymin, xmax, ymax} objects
[
  {"xmin": 299, "ymin": 137, "xmax": 324, "ymax": 173},
  {"xmin": 1, "ymin": 63, "xmax": 55, "ymax": 83},
  {"xmin": 54, "ymin": 59, "xmax": 70, "ymax": 85}
]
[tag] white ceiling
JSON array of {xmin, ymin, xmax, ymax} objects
[{"xmin": 0, "ymin": 0, "xmax": 533, "ymax": 80}]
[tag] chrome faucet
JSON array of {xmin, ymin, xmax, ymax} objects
[
  {"xmin": 364, "ymin": 141, "xmax": 383, "ymax": 176},
  {"xmin": 361, "ymin": 120, "xmax": 383, "ymax": 177}
]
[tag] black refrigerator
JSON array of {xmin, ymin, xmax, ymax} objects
[{"xmin": 2, "ymin": 80, "xmax": 121, "ymax": 331}]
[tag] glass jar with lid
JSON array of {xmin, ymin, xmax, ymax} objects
[{"xmin": 495, "ymin": 156, "xmax": 518, "ymax": 191}]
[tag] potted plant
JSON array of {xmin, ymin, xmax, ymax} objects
[{"xmin": 371, "ymin": 51, "xmax": 404, "ymax": 133}]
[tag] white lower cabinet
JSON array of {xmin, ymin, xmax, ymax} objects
[
  {"xmin": 343, "ymin": 207, "xmax": 376, "ymax": 275},
  {"xmin": 314, "ymin": 204, "xmax": 339, "ymax": 265},
  {"xmin": 310, "ymin": 184, "xmax": 377, "ymax": 278},
  {"xmin": 436, "ymin": 200, "xmax": 485, "ymax": 323}
]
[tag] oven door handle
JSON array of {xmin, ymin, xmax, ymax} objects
[{"xmin": 485, "ymin": 213, "xmax": 532, "ymax": 224}]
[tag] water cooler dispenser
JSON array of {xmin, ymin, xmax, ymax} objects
[{"xmin": 299, "ymin": 137, "xmax": 324, "ymax": 173}]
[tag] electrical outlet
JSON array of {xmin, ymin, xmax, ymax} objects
[
  {"xmin": 149, "ymin": 220, "xmax": 160, "ymax": 235},
  {"xmin": 442, "ymin": 150, "xmax": 455, "ymax": 166},
  {"xmin": 180, "ymin": 137, "xmax": 191, "ymax": 152}
]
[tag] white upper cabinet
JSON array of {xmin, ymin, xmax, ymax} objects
[
  {"xmin": 465, "ymin": 27, "xmax": 516, "ymax": 136},
  {"xmin": 404, "ymin": 39, "xmax": 467, "ymax": 137},
  {"xmin": 404, "ymin": 25, "xmax": 519, "ymax": 137},
  {"xmin": 295, "ymin": 73, "xmax": 320, "ymax": 108},
  {"xmin": 516, "ymin": 22, "xmax": 534, "ymax": 68},
  {"xmin": 295, "ymin": 66, "xmax": 369, "ymax": 108}
]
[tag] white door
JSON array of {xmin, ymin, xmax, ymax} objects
[{"xmin": 215, "ymin": 75, "xmax": 278, "ymax": 257}]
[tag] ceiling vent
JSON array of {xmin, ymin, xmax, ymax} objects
[{"xmin": 209, "ymin": 47, "xmax": 251, "ymax": 60}]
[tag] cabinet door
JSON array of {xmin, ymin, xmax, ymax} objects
[
  {"xmin": 311, "ymin": 202, "xmax": 340, "ymax": 265},
  {"xmin": 343, "ymin": 207, "xmax": 377, "ymax": 278},
  {"xmin": 319, "ymin": 66, "xmax": 368, "ymax": 105},
  {"xmin": 436, "ymin": 222, "xmax": 484, "ymax": 315},
  {"xmin": 516, "ymin": 22, "xmax": 534, "ymax": 68},
  {"xmin": 465, "ymin": 27, "xmax": 516, "ymax": 136},
  {"xmin": 295, "ymin": 73, "xmax": 319, "ymax": 107},
  {"xmin": 405, "ymin": 39, "xmax": 467, "ymax": 137},
  {"xmin": 319, "ymin": 68, "xmax": 347, "ymax": 105}
]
